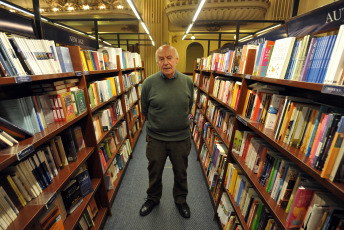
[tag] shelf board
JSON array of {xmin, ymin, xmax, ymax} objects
[
  {"xmin": 85, "ymin": 69, "xmax": 120, "ymax": 75},
  {"xmin": 223, "ymin": 188, "xmax": 250, "ymax": 230},
  {"xmin": 0, "ymin": 112, "xmax": 88, "ymax": 171},
  {"xmin": 214, "ymin": 71, "xmax": 243, "ymax": 79},
  {"xmin": 236, "ymin": 115, "xmax": 344, "ymax": 202},
  {"xmin": 247, "ymin": 75, "xmax": 323, "ymax": 91},
  {"xmin": 0, "ymin": 72, "xmax": 78, "ymax": 86},
  {"xmin": 91, "ymin": 94, "xmax": 122, "ymax": 113},
  {"xmin": 231, "ymin": 150, "xmax": 288, "ymax": 229},
  {"xmin": 209, "ymin": 94, "xmax": 237, "ymax": 114},
  {"xmin": 64, "ymin": 178, "xmax": 101, "ymax": 229}
]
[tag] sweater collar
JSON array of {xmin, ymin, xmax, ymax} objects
[{"xmin": 160, "ymin": 70, "xmax": 178, "ymax": 80}]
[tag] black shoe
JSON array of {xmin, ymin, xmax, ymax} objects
[
  {"xmin": 176, "ymin": 202, "xmax": 190, "ymax": 218},
  {"xmin": 139, "ymin": 199, "xmax": 159, "ymax": 216}
]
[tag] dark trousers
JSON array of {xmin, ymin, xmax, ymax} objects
[{"xmin": 146, "ymin": 136, "xmax": 191, "ymax": 204}]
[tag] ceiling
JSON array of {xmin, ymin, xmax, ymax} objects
[{"xmin": 0, "ymin": 0, "xmax": 289, "ymax": 48}]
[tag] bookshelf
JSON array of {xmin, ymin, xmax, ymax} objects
[
  {"xmin": 192, "ymin": 2, "xmax": 344, "ymax": 229},
  {"xmin": 0, "ymin": 12, "xmax": 146, "ymax": 230}
]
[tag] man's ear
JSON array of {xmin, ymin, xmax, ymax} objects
[{"xmin": 176, "ymin": 58, "xmax": 179, "ymax": 64}]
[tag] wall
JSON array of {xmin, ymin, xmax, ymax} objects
[
  {"xmin": 298, "ymin": 0, "xmax": 338, "ymax": 15},
  {"xmin": 171, "ymin": 36, "xmax": 231, "ymax": 73}
]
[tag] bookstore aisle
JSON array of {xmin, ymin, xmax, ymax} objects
[{"xmin": 103, "ymin": 123, "xmax": 220, "ymax": 230}]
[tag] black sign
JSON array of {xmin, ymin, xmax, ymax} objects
[
  {"xmin": 43, "ymin": 23, "xmax": 97, "ymax": 49},
  {"xmin": 321, "ymin": 85, "xmax": 344, "ymax": 96},
  {"xmin": 287, "ymin": 1, "xmax": 344, "ymax": 37},
  {"xmin": 0, "ymin": 9, "xmax": 35, "ymax": 37}
]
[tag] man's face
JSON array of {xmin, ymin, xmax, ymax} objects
[{"xmin": 157, "ymin": 47, "xmax": 179, "ymax": 78}]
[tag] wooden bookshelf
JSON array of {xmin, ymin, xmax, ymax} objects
[{"xmin": 237, "ymin": 115, "xmax": 344, "ymax": 202}]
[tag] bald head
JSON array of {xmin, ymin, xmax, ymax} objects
[{"xmin": 155, "ymin": 45, "xmax": 179, "ymax": 63}]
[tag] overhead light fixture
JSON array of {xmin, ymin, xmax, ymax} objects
[
  {"xmin": 182, "ymin": 0, "xmax": 206, "ymax": 41},
  {"xmin": 186, "ymin": 24, "xmax": 193, "ymax": 35},
  {"xmin": 39, "ymin": 8, "xmax": 44, "ymax": 12},
  {"xmin": 255, "ymin": 24, "xmax": 282, "ymax": 36},
  {"xmin": 83, "ymin": 5, "xmax": 90, "ymax": 10},
  {"xmin": 126, "ymin": 0, "xmax": 141, "ymax": 20},
  {"xmin": 141, "ymin": 22, "xmax": 149, "ymax": 35},
  {"xmin": 99, "ymin": 4, "xmax": 106, "ymax": 9},
  {"xmin": 67, "ymin": 6, "xmax": 74, "ymax": 11},
  {"xmin": 192, "ymin": 0, "xmax": 206, "ymax": 22},
  {"xmin": 126, "ymin": 0, "xmax": 155, "ymax": 47},
  {"xmin": 238, "ymin": 35, "xmax": 253, "ymax": 42},
  {"xmin": 104, "ymin": 41, "xmax": 111, "ymax": 46},
  {"xmin": 117, "ymin": 5, "xmax": 123, "ymax": 9},
  {"xmin": 191, "ymin": 35, "xmax": 195, "ymax": 40},
  {"xmin": 52, "ymin": 7, "xmax": 59, "ymax": 12}
]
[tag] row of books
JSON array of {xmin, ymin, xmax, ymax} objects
[
  {"xmin": 92, "ymin": 99, "xmax": 124, "ymax": 141},
  {"xmin": 231, "ymin": 129, "xmax": 344, "ymax": 228},
  {"xmin": 129, "ymin": 120, "xmax": 141, "ymax": 140},
  {"xmin": 241, "ymin": 84, "xmax": 344, "ymax": 180},
  {"xmin": 87, "ymin": 76, "xmax": 121, "ymax": 108},
  {"xmin": 194, "ymin": 109, "xmax": 205, "ymax": 136},
  {"xmin": 212, "ymin": 77, "xmax": 242, "ymax": 110},
  {"xmin": 0, "ymin": 126, "xmax": 85, "ymax": 228},
  {"xmin": 224, "ymin": 163, "xmax": 282, "ymax": 230},
  {"xmin": 191, "ymin": 123, "xmax": 202, "ymax": 150},
  {"xmin": 198, "ymin": 93, "xmax": 207, "ymax": 112},
  {"xmin": 123, "ymin": 72, "xmax": 141, "ymax": 91},
  {"xmin": 0, "ymin": 80, "xmax": 86, "ymax": 137},
  {"xmin": 127, "ymin": 104, "xmax": 139, "ymax": 124},
  {"xmin": 201, "ymin": 75, "xmax": 211, "ymax": 92},
  {"xmin": 206, "ymin": 100, "xmax": 236, "ymax": 143},
  {"xmin": 99, "ymin": 138, "xmax": 131, "ymax": 175},
  {"xmin": 199, "ymin": 139, "xmax": 227, "ymax": 201},
  {"xmin": 0, "ymin": 32, "xmax": 75, "ymax": 77},
  {"xmin": 199, "ymin": 24, "xmax": 344, "ymax": 85},
  {"xmin": 217, "ymin": 193, "xmax": 251, "ymax": 230},
  {"xmin": 124, "ymin": 88, "xmax": 138, "ymax": 112},
  {"xmin": 95, "ymin": 47, "xmax": 142, "ymax": 70},
  {"xmin": 75, "ymin": 197, "xmax": 99, "ymax": 230},
  {"xmin": 194, "ymin": 73, "xmax": 201, "ymax": 86}
]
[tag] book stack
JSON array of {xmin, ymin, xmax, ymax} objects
[
  {"xmin": 76, "ymin": 197, "xmax": 99, "ymax": 229},
  {"xmin": 202, "ymin": 74, "xmax": 211, "ymax": 92},
  {"xmin": 224, "ymin": 163, "xmax": 278, "ymax": 229},
  {"xmin": 87, "ymin": 76, "xmax": 121, "ymax": 108},
  {"xmin": 206, "ymin": 100, "xmax": 235, "ymax": 143},
  {"xmin": 194, "ymin": 73, "xmax": 200, "ymax": 85},
  {"xmin": 198, "ymin": 93, "xmax": 207, "ymax": 113},
  {"xmin": 80, "ymin": 50, "xmax": 107, "ymax": 71},
  {"xmin": 238, "ymin": 45, "xmax": 259, "ymax": 75},
  {"xmin": 122, "ymin": 73, "xmax": 134, "ymax": 91},
  {"xmin": 0, "ymin": 32, "xmax": 76, "ymax": 77},
  {"xmin": 242, "ymin": 83, "xmax": 285, "ymax": 126},
  {"xmin": 123, "ymin": 88, "xmax": 138, "ymax": 112},
  {"xmin": 212, "ymin": 76, "xmax": 242, "ymax": 109},
  {"xmin": 129, "ymin": 119, "xmax": 140, "ymax": 139}
]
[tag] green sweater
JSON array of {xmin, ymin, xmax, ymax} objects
[{"xmin": 141, "ymin": 71, "xmax": 194, "ymax": 141}]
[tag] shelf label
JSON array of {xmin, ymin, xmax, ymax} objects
[
  {"xmin": 45, "ymin": 193, "xmax": 57, "ymax": 209},
  {"xmin": 17, "ymin": 145, "xmax": 34, "ymax": 161},
  {"xmin": 321, "ymin": 85, "xmax": 344, "ymax": 96},
  {"xmin": 245, "ymin": 75, "xmax": 251, "ymax": 79},
  {"xmin": 225, "ymin": 72, "xmax": 233, "ymax": 77},
  {"xmin": 15, "ymin": 75, "xmax": 32, "ymax": 83},
  {"xmin": 75, "ymin": 71, "xmax": 83, "ymax": 76},
  {"xmin": 84, "ymin": 71, "xmax": 89, "ymax": 75},
  {"xmin": 237, "ymin": 116, "xmax": 248, "ymax": 126}
]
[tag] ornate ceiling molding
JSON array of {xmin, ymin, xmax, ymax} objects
[{"xmin": 165, "ymin": 0, "xmax": 270, "ymax": 28}]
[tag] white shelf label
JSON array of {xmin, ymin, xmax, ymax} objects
[
  {"xmin": 15, "ymin": 75, "xmax": 32, "ymax": 83},
  {"xmin": 17, "ymin": 145, "xmax": 34, "ymax": 161}
]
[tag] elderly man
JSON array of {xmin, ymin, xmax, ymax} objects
[{"xmin": 139, "ymin": 44, "xmax": 194, "ymax": 219}]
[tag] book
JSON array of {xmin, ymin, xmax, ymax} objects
[
  {"xmin": 265, "ymin": 37, "xmax": 296, "ymax": 79},
  {"xmin": 39, "ymin": 204, "xmax": 65, "ymax": 230},
  {"xmin": 74, "ymin": 167, "xmax": 93, "ymax": 197},
  {"xmin": 61, "ymin": 179, "xmax": 83, "ymax": 214}
]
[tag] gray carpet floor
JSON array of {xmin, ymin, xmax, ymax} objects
[{"xmin": 103, "ymin": 124, "xmax": 220, "ymax": 230}]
